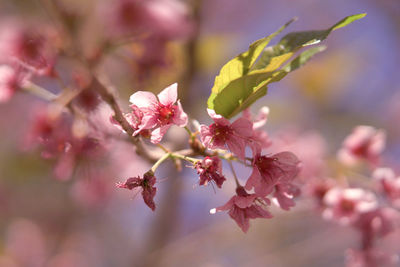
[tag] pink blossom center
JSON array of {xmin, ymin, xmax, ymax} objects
[
  {"xmin": 351, "ymin": 142, "xmax": 370, "ymax": 157},
  {"xmin": 210, "ymin": 123, "xmax": 232, "ymax": 143},
  {"xmin": 314, "ymin": 185, "xmax": 330, "ymax": 202},
  {"xmin": 17, "ymin": 34, "xmax": 44, "ymax": 63},
  {"xmin": 157, "ymin": 104, "xmax": 176, "ymax": 125},
  {"xmin": 236, "ymin": 186, "xmax": 249, "ymax": 197},
  {"xmin": 256, "ymin": 156, "xmax": 277, "ymax": 171},
  {"xmin": 340, "ymin": 198, "xmax": 355, "ymax": 213}
]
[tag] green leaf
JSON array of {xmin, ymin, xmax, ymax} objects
[
  {"xmin": 281, "ymin": 45, "xmax": 327, "ymax": 73},
  {"xmin": 278, "ymin": 13, "xmax": 366, "ymax": 52},
  {"xmin": 207, "ymin": 13, "xmax": 366, "ymax": 119},
  {"xmin": 211, "ymin": 18, "xmax": 296, "ymax": 96},
  {"xmin": 331, "ymin": 13, "xmax": 366, "ymax": 31}
]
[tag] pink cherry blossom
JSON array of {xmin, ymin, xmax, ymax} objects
[
  {"xmin": 355, "ymin": 208, "xmax": 399, "ymax": 242},
  {"xmin": 144, "ymin": 0, "xmax": 193, "ymax": 39},
  {"xmin": 102, "ymin": 0, "xmax": 192, "ymax": 39},
  {"xmin": 323, "ymin": 187, "xmax": 378, "ymax": 225},
  {"xmin": 338, "ymin": 125, "xmax": 386, "ymax": 167},
  {"xmin": 245, "ymin": 151, "xmax": 300, "ymax": 196},
  {"xmin": 0, "ymin": 64, "xmax": 29, "ymax": 102},
  {"xmin": 0, "ymin": 21, "xmax": 56, "ymax": 75},
  {"xmin": 129, "ymin": 83, "xmax": 188, "ymax": 143},
  {"xmin": 211, "ymin": 186, "xmax": 272, "ymax": 233},
  {"xmin": 373, "ymin": 168, "xmax": 400, "ymax": 208},
  {"xmin": 200, "ymin": 109, "xmax": 253, "ymax": 159},
  {"xmin": 194, "ymin": 156, "xmax": 226, "ymax": 188},
  {"xmin": 305, "ymin": 177, "xmax": 337, "ymax": 208},
  {"xmin": 117, "ymin": 171, "xmax": 157, "ymax": 211}
]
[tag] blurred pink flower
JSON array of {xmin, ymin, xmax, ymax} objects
[
  {"xmin": 194, "ymin": 156, "xmax": 226, "ymax": 188},
  {"xmin": 245, "ymin": 151, "xmax": 300, "ymax": 196},
  {"xmin": 25, "ymin": 111, "xmax": 104, "ymax": 180},
  {"xmin": 212, "ymin": 186, "xmax": 272, "ymax": 233},
  {"xmin": 338, "ymin": 125, "xmax": 386, "ymax": 167},
  {"xmin": 355, "ymin": 208, "xmax": 399, "ymax": 242},
  {"xmin": 271, "ymin": 129, "xmax": 328, "ymax": 181},
  {"xmin": 323, "ymin": 187, "xmax": 378, "ymax": 225},
  {"xmin": 102, "ymin": 0, "xmax": 192, "ymax": 39},
  {"xmin": 117, "ymin": 171, "xmax": 157, "ymax": 211},
  {"xmin": 0, "ymin": 21, "xmax": 56, "ymax": 76},
  {"xmin": 373, "ymin": 168, "xmax": 400, "ymax": 208},
  {"xmin": 305, "ymin": 177, "xmax": 337, "ymax": 208},
  {"xmin": 129, "ymin": 83, "xmax": 188, "ymax": 143},
  {"xmin": 200, "ymin": 109, "xmax": 253, "ymax": 159}
]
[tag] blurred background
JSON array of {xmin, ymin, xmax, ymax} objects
[{"xmin": 0, "ymin": 0, "xmax": 399, "ymax": 266}]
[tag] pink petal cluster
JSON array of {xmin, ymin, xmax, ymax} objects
[
  {"xmin": 25, "ymin": 111, "xmax": 104, "ymax": 180},
  {"xmin": 128, "ymin": 83, "xmax": 188, "ymax": 143},
  {"xmin": 0, "ymin": 21, "xmax": 56, "ymax": 76},
  {"xmin": 338, "ymin": 125, "xmax": 386, "ymax": 167},
  {"xmin": 211, "ymin": 186, "xmax": 272, "ymax": 233},
  {"xmin": 117, "ymin": 171, "xmax": 157, "ymax": 211},
  {"xmin": 354, "ymin": 208, "xmax": 399, "ymax": 242},
  {"xmin": 322, "ymin": 187, "xmax": 378, "ymax": 225},
  {"xmin": 245, "ymin": 152, "xmax": 300, "ymax": 197},
  {"xmin": 200, "ymin": 109, "xmax": 253, "ymax": 159},
  {"xmin": 194, "ymin": 156, "xmax": 226, "ymax": 188},
  {"xmin": 373, "ymin": 168, "xmax": 400, "ymax": 208},
  {"xmin": 102, "ymin": 0, "xmax": 192, "ymax": 39}
]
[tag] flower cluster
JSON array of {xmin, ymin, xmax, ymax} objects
[
  {"xmin": 308, "ymin": 126, "xmax": 400, "ymax": 267},
  {"xmin": 338, "ymin": 125, "xmax": 386, "ymax": 167},
  {"xmin": 25, "ymin": 110, "xmax": 104, "ymax": 180},
  {"xmin": 115, "ymin": 85, "xmax": 301, "ymax": 232},
  {"xmin": 0, "ymin": 21, "xmax": 57, "ymax": 102}
]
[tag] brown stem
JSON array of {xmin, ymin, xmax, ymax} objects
[{"xmin": 91, "ymin": 77, "xmax": 159, "ymax": 162}]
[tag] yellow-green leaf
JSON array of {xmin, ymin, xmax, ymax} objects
[
  {"xmin": 207, "ymin": 13, "xmax": 366, "ymax": 119},
  {"xmin": 211, "ymin": 18, "xmax": 296, "ymax": 95}
]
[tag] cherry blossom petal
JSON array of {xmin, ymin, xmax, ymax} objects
[
  {"xmin": 234, "ymin": 194, "xmax": 257, "ymax": 209},
  {"xmin": 227, "ymin": 137, "xmax": 246, "ymax": 159},
  {"xmin": 244, "ymin": 205, "xmax": 273, "ymax": 219},
  {"xmin": 172, "ymin": 100, "xmax": 188, "ymax": 127},
  {"xmin": 157, "ymin": 83, "xmax": 177, "ymax": 105},
  {"xmin": 150, "ymin": 125, "xmax": 171, "ymax": 144},
  {"xmin": 199, "ymin": 125, "xmax": 213, "ymax": 148},
  {"xmin": 129, "ymin": 91, "xmax": 158, "ymax": 108},
  {"xmin": 229, "ymin": 207, "xmax": 249, "ymax": 233},
  {"xmin": 231, "ymin": 117, "xmax": 253, "ymax": 137}
]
